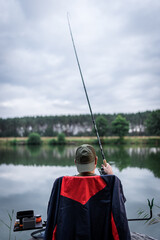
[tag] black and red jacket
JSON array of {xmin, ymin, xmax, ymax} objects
[{"xmin": 44, "ymin": 175, "xmax": 131, "ymax": 240}]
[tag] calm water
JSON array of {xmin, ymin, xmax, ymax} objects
[{"xmin": 0, "ymin": 145, "xmax": 160, "ymax": 240}]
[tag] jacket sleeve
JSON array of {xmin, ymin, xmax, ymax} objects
[
  {"xmin": 44, "ymin": 177, "xmax": 63, "ymax": 240},
  {"xmin": 111, "ymin": 176, "xmax": 131, "ymax": 240}
]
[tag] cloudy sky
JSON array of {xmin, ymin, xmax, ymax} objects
[{"xmin": 0, "ymin": 0, "xmax": 160, "ymax": 118}]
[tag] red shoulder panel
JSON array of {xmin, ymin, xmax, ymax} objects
[{"xmin": 60, "ymin": 176, "xmax": 107, "ymax": 205}]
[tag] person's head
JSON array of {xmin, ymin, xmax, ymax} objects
[{"xmin": 74, "ymin": 144, "xmax": 98, "ymax": 173}]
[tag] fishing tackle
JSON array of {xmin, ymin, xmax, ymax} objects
[{"xmin": 128, "ymin": 198, "xmax": 154, "ymax": 221}]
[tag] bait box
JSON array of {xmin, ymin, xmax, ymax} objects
[{"xmin": 22, "ymin": 217, "xmax": 36, "ymax": 230}]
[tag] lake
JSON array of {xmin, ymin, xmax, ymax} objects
[{"xmin": 0, "ymin": 144, "xmax": 160, "ymax": 240}]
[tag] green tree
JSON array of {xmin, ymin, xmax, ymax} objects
[
  {"xmin": 57, "ymin": 133, "xmax": 66, "ymax": 145},
  {"xmin": 112, "ymin": 115, "xmax": 129, "ymax": 140},
  {"xmin": 146, "ymin": 110, "xmax": 160, "ymax": 136},
  {"xmin": 27, "ymin": 132, "xmax": 42, "ymax": 145},
  {"xmin": 95, "ymin": 115, "xmax": 108, "ymax": 137},
  {"xmin": 45, "ymin": 125, "xmax": 54, "ymax": 136}
]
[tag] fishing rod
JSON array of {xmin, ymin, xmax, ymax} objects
[{"xmin": 67, "ymin": 14, "xmax": 106, "ymax": 170}]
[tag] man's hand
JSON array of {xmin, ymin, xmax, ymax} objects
[{"xmin": 102, "ymin": 159, "xmax": 113, "ymax": 175}]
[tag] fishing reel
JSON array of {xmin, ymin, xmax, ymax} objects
[{"xmin": 98, "ymin": 166, "xmax": 106, "ymax": 175}]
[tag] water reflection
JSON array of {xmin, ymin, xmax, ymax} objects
[
  {"xmin": 0, "ymin": 145, "xmax": 77, "ymax": 166},
  {"xmin": 0, "ymin": 165, "xmax": 77, "ymax": 198},
  {"xmin": 100, "ymin": 146, "xmax": 160, "ymax": 178},
  {"xmin": 0, "ymin": 145, "xmax": 159, "ymax": 178}
]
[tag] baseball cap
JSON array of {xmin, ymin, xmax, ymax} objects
[{"xmin": 75, "ymin": 144, "xmax": 96, "ymax": 173}]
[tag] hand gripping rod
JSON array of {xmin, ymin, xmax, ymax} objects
[{"xmin": 67, "ymin": 14, "xmax": 106, "ymax": 168}]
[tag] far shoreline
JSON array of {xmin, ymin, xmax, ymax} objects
[{"xmin": 0, "ymin": 136, "xmax": 159, "ymax": 146}]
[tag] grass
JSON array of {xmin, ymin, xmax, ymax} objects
[{"xmin": 0, "ymin": 210, "xmax": 15, "ymax": 240}]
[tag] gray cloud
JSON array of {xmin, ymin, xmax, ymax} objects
[{"xmin": 0, "ymin": 0, "xmax": 160, "ymax": 118}]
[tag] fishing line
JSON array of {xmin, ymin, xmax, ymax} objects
[{"xmin": 67, "ymin": 13, "xmax": 106, "ymax": 168}]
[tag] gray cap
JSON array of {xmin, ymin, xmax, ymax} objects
[{"xmin": 75, "ymin": 144, "xmax": 96, "ymax": 173}]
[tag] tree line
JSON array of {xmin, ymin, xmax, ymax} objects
[{"xmin": 0, "ymin": 110, "xmax": 159, "ymax": 137}]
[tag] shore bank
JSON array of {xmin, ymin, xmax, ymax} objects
[{"xmin": 0, "ymin": 136, "xmax": 159, "ymax": 146}]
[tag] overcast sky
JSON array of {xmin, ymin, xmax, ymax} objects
[{"xmin": 0, "ymin": 0, "xmax": 160, "ymax": 118}]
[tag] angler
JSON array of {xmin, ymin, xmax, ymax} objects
[{"xmin": 44, "ymin": 144, "xmax": 131, "ymax": 240}]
